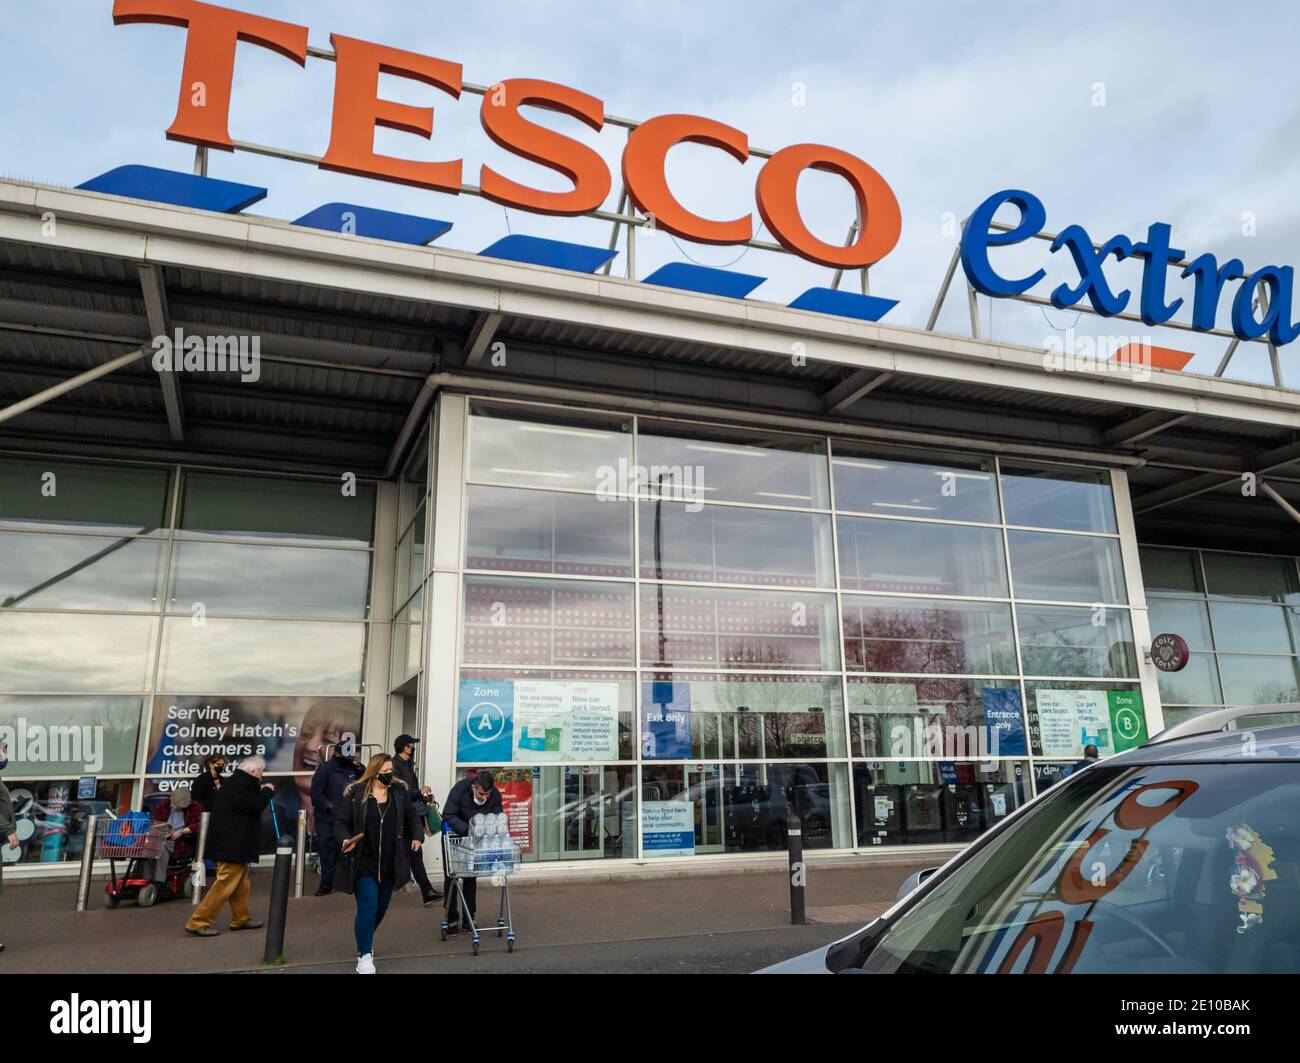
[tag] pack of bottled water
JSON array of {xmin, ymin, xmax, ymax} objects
[{"xmin": 466, "ymin": 812, "xmax": 517, "ymax": 874}]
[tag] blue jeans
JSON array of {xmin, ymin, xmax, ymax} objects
[{"xmin": 353, "ymin": 874, "xmax": 395, "ymax": 957}]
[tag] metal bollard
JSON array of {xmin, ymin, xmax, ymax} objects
[
  {"xmin": 192, "ymin": 811, "xmax": 210, "ymax": 907},
  {"xmin": 293, "ymin": 809, "xmax": 307, "ymax": 899},
  {"xmin": 787, "ymin": 814, "xmax": 806, "ymax": 926},
  {"xmin": 263, "ymin": 835, "xmax": 294, "ymax": 965},
  {"xmin": 75, "ymin": 814, "xmax": 99, "ymax": 911}
]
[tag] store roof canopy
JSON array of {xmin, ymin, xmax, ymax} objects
[{"xmin": 0, "ymin": 179, "xmax": 1298, "ymax": 551}]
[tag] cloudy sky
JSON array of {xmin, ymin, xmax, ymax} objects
[{"xmin": 3, "ymin": 0, "xmax": 1297, "ymax": 382}]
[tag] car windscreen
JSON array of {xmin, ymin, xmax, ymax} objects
[{"xmin": 851, "ymin": 762, "xmax": 1299, "ymax": 974}]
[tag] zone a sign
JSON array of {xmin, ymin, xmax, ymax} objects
[{"xmin": 112, "ymin": 0, "xmax": 902, "ymax": 270}]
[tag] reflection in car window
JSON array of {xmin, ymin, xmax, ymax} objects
[{"xmin": 855, "ymin": 764, "xmax": 1300, "ymax": 973}]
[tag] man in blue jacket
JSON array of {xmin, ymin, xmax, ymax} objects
[
  {"xmin": 310, "ymin": 744, "xmax": 362, "ymax": 896},
  {"xmin": 441, "ymin": 771, "xmax": 503, "ymax": 932}
]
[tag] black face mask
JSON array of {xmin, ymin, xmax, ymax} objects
[
  {"xmin": 334, "ymin": 752, "xmax": 351, "ymax": 762},
  {"xmin": 376, "ymin": 772, "xmax": 394, "ymax": 786}
]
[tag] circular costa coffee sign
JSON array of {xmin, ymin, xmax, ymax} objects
[{"xmin": 1150, "ymin": 633, "xmax": 1190, "ymax": 673}]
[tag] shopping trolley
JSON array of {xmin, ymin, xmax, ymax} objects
[
  {"xmin": 98, "ymin": 815, "xmax": 191, "ymax": 908},
  {"xmin": 440, "ymin": 817, "xmax": 521, "ymax": 956}
]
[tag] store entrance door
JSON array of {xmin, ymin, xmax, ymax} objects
[
  {"xmin": 686, "ymin": 764, "xmax": 725, "ymax": 853},
  {"xmin": 560, "ymin": 766, "xmax": 605, "ymax": 860}
]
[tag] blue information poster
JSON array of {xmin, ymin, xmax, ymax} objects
[
  {"xmin": 642, "ymin": 801, "xmax": 696, "ymax": 857},
  {"xmin": 981, "ymin": 687, "xmax": 1027, "ymax": 756},
  {"xmin": 640, "ymin": 681, "xmax": 692, "ymax": 759},
  {"xmin": 457, "ymin": 679, "xmax": 514, "ymax": 763}
]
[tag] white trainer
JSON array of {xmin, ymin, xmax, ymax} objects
[{"xmin": 356, "ymin": 953, "xmax": 375, "ymax": 974}]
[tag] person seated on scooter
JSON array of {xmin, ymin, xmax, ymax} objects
[{"xmin": 149, "ymin": 784, "xmax": 202, "ymax": 884}]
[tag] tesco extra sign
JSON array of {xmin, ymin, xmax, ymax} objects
[
  {"xmin": 113, "ymin": 0, "xmax": 903, "ymax": 271},
  {"xmin": 962, "ymin": 188, "xmax": 1300, "ymax": 346}
]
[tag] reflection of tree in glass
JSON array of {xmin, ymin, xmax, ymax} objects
[
  {"xmin": 1243, "ymin": 680, "xmax": 1300, "ymax": 706},
  {"xmin": 847, "ymin": 606, "xmax": 976, "ymax": 673}
]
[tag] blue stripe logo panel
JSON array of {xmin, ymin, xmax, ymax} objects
[
  {"xmin": 479, "ymin": 234, "xmax": 615, "ymax": 274},
  {"xmin": 788, "ymin": 287, "xmax": 899, "ymax": 322},
  {"xmin": 642, "ymin": 262, "xmax": 766, "ymax": 299},
  {"xmin": 77, "ymin": 165, "xmax": 266, "ymax": 214},
  {"xmin": 292, "ymin": 203, "xmax": 452, "ymax": 245}
]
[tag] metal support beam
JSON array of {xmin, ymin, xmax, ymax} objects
[
  {"xmin": 462, "ymin": 311, "xmax": 504, "ymax": 370},
  {"xmin": 1102, "ymin": 410, "xmax": 1191, "ymax": 447},
  {"xmin": 382, "ymin": 374, "xmax": 437, "ymax": 479},
  {"xmin": 601, "ymin": 188, "xmax": 629, "ymax": 276},
  {"xmin": 0, "ymin": 345, "xmax": 149, "ymax": 425},
  {"xmin": 822, "ymin": 369, "xmax": 893, "ymax": 413},
  {"xmin": 926, "ymin": 241, "xmax": 963, "ymax": 332},
  {"xmin": 139, "ymin": 264, "xmax": 184, "ymax": 442},
  {"xmin": 1132, "ymin": 438, "xmax": 1300, "ymax": 514},
  {"xmin": 1260, "ymin": 481, "xmax": 1300, "ymax": 526}
]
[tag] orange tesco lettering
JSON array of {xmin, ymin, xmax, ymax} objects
[
  {"xmin": 112, "ymin": 0, "xmax": 309, "ymax": 150},
  {"xmin": 117, "ymin": 0, "xmax": 901, "ymax": 270}
]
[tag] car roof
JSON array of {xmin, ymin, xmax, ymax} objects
[{"xmin": 1109, "ymin": 721, "xmax": 1300, "ymax": 765}]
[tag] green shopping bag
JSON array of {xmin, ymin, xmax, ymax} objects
[{"xmin": 425, "ymin": 800, "xmax": 442, "ymax": 835}]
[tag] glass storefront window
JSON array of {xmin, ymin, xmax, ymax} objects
[
  {"xmin": 842, "ymin": 595, "xmax": 1016, "ymax": 675},
  {"xmin": 468, "ymin": 405, "xmax": 633, "ymax": 493},
  {"xmin": 1007, "ymin": 530, "xmax": 1127, "ymax": 604},
  {"xmin": 467, "ymin": 485, "xmax": 632, "ymax": 577},
  {"xmin": 832, "ymin": 447, "xmax": 999, "ymax": 524},
  {"xmin": 443, "ymin": 765, "xmax": 638, "ymax": 862},
  {"xmin": 1201, "ymin": 552, "xmax": 1300, "ymax": 603},
  {"xmin": 179, "ymin": 471, "xmax": 375, "ymax": 546},
  {"xmin": 157, "ymin": 618, "xmax": 367, "ymax": 693},
  {"xmin": 637, "ymin": 422, "xmax": 830, "ymax": 509},
  {"xmin": 641, "ymin": 673, "xmax": 845, "ymax": 760},
  {"xmin": 1139, "ymin": 546, "xmax": 1203, "ymax": 595},
  {"xmin": 0, "ymin": 459, "xmax": 379, "ymax": 867},
  {"xmin": 1156, "ymin": 652, "xmax": 1222, "ymax": 706},
  {"xmin": 1208, "ymin": 601, "xmax": 1299, "ymax": 654},
  {"xmin": 845, "ymin": 678, "xmax": 1024, "ymax": 760},
  {"xmin": 1015, "ymin": 604, "xmax": 1137, "ymax": 677},
  {"xmin": 1000, "ymin": 462, "xmax": 1117, "ymax": 533},
  {"xmin": 456, "ymin": 670, "xmax": 636, "ymax": 762},
  {"xmin": 837, "ymin": 516, "xmax": 1007, "ymax": 598},
  {"xmin": 1217, "ymin": 654, "xmax": 1300, "ymax": 705},
  {"xmin": 168, "ymin": 540, "xmax": 371, "ymax": 620},
  {"xmin": 391, "ymin": 588, "xmax": 424, "ymax": 685},
  {"xmin": 394, "ymin": 509, "xmax": 426, "ymax": 608},
  {"xmin": 528, "ymin": 765, "xmax": 637, "ymax": 861},
  {"xmin": 1147, "ymin": 598, "xmax": 1213, "ymax": 650},
  {"xmin": 463, "ymin": 576, "xmax": 635, "ymax": 667},
  {"xmin": 1023, "ymin": 680, "xmax": 1143, "ymax": 758},
  {"xmin": 641, "ymin": 585, "xmax": 841, "ymax": 671},
  {"xmin": 399, "ymin": 424, "xmax": 429, "ymax": 528},
  {"xmin": 0, "ymin": 612, "xmax": 158, "ymax": 692},
  {"xmin": 639, "ymin": 761, "xmax": 851, "ymax": 854},
  {"xmin": 1, "ymin": 778, "xmax": 135, "ymax": 865},
  {"xmin": 0, "ymin": 695, "xmax": 144, "ymax": 775},
  {"xmin": 852, "ymin": 760, "xmax": 1030, "ymax": 847},
  {"xmin": 640, "ymin": 501, "xmax": 833, "ymax": 587},
  {"xmin": 0, "ymin": 532, "xmax": 165, "ymax": 612},
  {"xmin": 0, "ymin": 458, "xmax": 170, "ymax": 533}
]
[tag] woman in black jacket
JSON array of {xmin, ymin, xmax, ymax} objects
[
  {"xmin": 336, "ymin": 753, "xmax": 422, "ymax": 974},
  {"xmin": 190, "ymin": 754, "xmax": 227, "ymax": 813}
]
